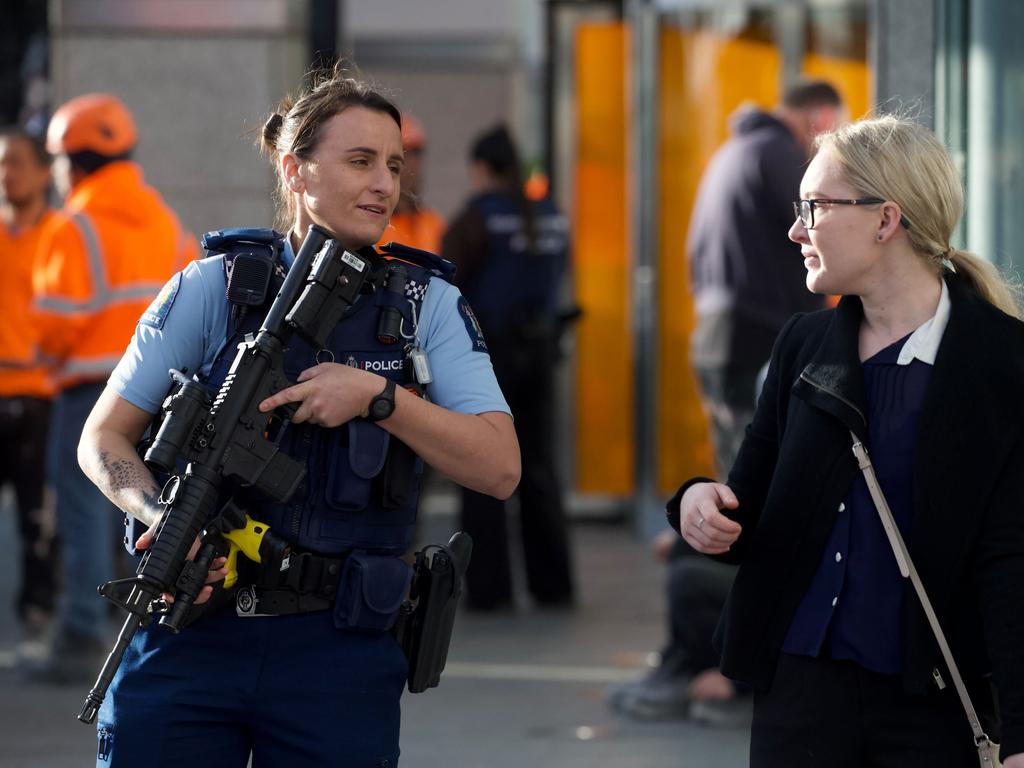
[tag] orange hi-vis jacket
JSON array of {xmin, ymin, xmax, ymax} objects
[
  {"xmin": 0, "ymin": 210, "xmax": 57, "ymax": 399},
  {"xmin": 32, "ymin": 161, "xmax": 198, "ymax": 390},
  {"xmin": 379, "ymin": 207, "xmax": 446, "ymax": 254}
]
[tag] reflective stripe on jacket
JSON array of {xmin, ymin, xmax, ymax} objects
[
  {"xmin": 0, "ymin": 210, "xmax": 56, "ymax": 398},
  {"xmin": 32, "ymin": 161, "xmax": 198, "ymax": 389}
]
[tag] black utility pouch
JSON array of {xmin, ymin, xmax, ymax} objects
[
  {"xmin": 393, "ymin": 532, "xmax": 473, "ymax": 693},
  {"xmin": 378, "ymin": 438, "xmax": 421, "ymax": 509},
  {"xmin": 333, "ymin": 551, "xmax": 411, "ymax": 633}
]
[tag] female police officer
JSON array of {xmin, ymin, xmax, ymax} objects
[{"xmin": 76, "ymin": 67, "xmax": 520, "ymax": 767}]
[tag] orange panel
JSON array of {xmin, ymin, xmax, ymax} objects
[
  {"xmin": 574, "ymin": 22, "xmax": 633, "ymax": 494},
  {"xmin": 802, "ymin": 53, "xmax": 872, "ymax": 121},
  {"xmin": 655, "ymin": 28, "xmax": 781, "ymax": 491}
]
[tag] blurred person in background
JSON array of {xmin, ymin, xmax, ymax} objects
[
  {"xmin": 672, "ymin": 115, "xmax": 1024, "ymax": 767},
  {"xmin": 0, "ymin": 0, "xmax": 46, "ymax": 126},
  {"xmin": 26, "ymin": 93, "xmax": 197, "ymax": 682},
  {"xmin": 688, "ymin": 80, "xmax": 843, "ymax": 477},
  {"xmin": 380, "ymin": 112, "xmax": 445, "ymax": 253},
  {"xmin": 443, "ymin": 124, "xmax": 574, "ymax": 611},
  {"xmin": 607, "ymin": 531, "xmax": 749, "ymax": 727},
  {"xmin": 607, "ymin": 84, "xmax": 845, "ymax": 726},
  {"xmin": 0, "ymin": 128, "xmax": 59, "ymax": 638},
  {"xmin": 76, "ymin": 67, "xmax": 518, "ymax": 765}
]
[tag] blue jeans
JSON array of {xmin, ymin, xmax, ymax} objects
[{"xmin": 50, "ymin": 381, "xmax": 121, "ymax": 639}]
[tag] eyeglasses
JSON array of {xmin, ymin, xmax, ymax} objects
[{"xmin": 792, "ymin": 198, "xmax": 887, "ymax": 230}]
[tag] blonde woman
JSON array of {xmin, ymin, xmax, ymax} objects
[{"xmin": 670, "ymin": 115, "xmax": 1024, "ymax": 767}]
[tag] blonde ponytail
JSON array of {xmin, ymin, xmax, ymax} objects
[{"xmin": 946, "ymin": 248, "xmax": 1022, "ymax": 319}]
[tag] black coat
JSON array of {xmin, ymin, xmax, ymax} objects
[{"xmin": 668, "ymin": 275, "xmax": 1024, "ymax": 755}]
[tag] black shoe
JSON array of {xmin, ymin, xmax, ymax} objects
[{"xmin": 607, "ymin": 673, "xmax": 692, "ymax": 721}]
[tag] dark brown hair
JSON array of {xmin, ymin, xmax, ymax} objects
[
  {"xmin": 782, "ymin": 80, "xmax": 842, "ymax": 110},
  {"xmin": 470, "ymin": 123, "xmax": 538, "ymax": 253},
  {"xmin": 0, "ymin": 127, "xmax": 51, "ymax": 167},
  {"xmin": 260, "ymin": 63, "xmax": 402, "ymax": 229}
]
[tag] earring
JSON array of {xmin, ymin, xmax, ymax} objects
[{"xmin": 877, "ymin": 235, "xmax": 883, "ymax": 241}]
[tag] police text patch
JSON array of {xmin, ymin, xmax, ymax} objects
[
  {"xmin": 457, "ymin": 297, "xmax": 489, "ymax": 353},
  {"xmin": 139, "ymin": 273, "xmax": 182, "ymax": 330}
]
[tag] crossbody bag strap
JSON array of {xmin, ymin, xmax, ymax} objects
[{"xmin": 850, "ymin": 432, "xmax": 997, "ymax": 758}]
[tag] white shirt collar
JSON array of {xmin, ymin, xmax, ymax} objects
[{"xmin": 895, "ymin": 278, "xmax": 950, "ymax": 366}]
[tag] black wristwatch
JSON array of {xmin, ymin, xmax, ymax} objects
[{"xmin": 366, "ymin": 378, "xmax": 397, "ymax": 422}]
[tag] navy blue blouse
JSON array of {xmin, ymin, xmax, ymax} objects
[{"xmin": 782, "ymin": 333, "xmax": 933, "ymax": 674}]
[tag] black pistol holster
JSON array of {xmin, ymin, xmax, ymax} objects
[{"xmin": 393, "ymin": 531, "xmax": 473, "ymax": 693}]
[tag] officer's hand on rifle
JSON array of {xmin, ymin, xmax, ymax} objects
[
  {"xmin": 133, "ymin": 521, "xmax": 229, "ymax": 605},
  {"xmin": 259, "ymin": 363, "xmax": 386, "ymax": 428}
]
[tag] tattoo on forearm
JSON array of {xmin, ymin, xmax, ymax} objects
[
  {"xmin": 99, "ymin": 449, "xmax": 157, "ymax": 492},
  {"xmin": 97, "ymin": 449, "xmax": 162, "ymax": 522}
]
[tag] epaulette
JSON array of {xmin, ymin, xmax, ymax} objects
[
  {"xmin": 379, "ymin": 241, "xmax": 457, "ymax": 281},
  {"xmin": 202, "ymin": 227, "xmax": 284, "ymax": 256}
]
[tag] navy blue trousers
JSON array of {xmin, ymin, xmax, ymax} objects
[{"xmin": 96, "ymin": 609, "xmax": 407, "ymax": 767}]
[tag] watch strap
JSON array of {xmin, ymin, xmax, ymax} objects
[{"xmin": 367, "ymin": 378, "xmax": 397, "ymax": 422}]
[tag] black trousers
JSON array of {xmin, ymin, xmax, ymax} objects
[
  {"xmin": 751, "ymin": 654, "xmax": 989, "ymax": 768},
  {"xmin": 460, "ymin": 336, "xmax": 573, "ymax": 608},
  {"xmin": 660, "ymin": 548, "xmax": 736, "ymax": 677},
  {"xmin": 0, "ymin": 395, "xmax": 59, "ymax": 619}
]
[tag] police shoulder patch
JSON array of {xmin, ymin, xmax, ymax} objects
[
  {"xmin": 139, "ymin": 273, "xmax": 182, "ymax": 330},
  {"xmin": 457, "ymin": 296, "xmax": 488, "ymax": 353}
]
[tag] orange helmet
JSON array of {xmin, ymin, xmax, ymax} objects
[
  {"xmin": 46, "ymin": 93, "xmax": 137, "ymax": 157},
  {"xmin": 401, "ymin": 114, "xmax": 427, "ymax": 151},
  {"xmin": 524, "ymin": 169, "xmax": 550, "ymax": 202}
]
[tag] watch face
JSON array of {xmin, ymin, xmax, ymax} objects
[
  {"xmin": 371, "ymin": 399, "xmax": 393, "ymax": 420},
  {"xmin": 368, "ymin": 379, "xmax": 396, "ymax": 421}
]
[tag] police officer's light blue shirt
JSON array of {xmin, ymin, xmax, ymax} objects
[{"xmin": 109, "ymin": 240, "xmax": 510, "ymax": 417}]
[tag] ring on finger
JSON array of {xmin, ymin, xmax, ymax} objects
[{"xmin": 697, "ymin": 515, "xmax": 706, "ymax": 530}]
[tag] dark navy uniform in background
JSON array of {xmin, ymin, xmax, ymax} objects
[
  {"xmin": 443, "ymin": 191, "xmax": 574, "ymax": 610},
  {"xmin": 98, "ymin": 231, "xmax": 509, "ymax": 767}
]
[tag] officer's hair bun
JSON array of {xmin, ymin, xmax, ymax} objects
[{"xmin": 262, "ymin": 113, "xmax": 285, "ymax": 149}]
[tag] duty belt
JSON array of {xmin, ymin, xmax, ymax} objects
[{"xmin": 235, "ymin": 550, "xmax": 348, "ymax": 617}]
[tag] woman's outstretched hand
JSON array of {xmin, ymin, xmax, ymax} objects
[{"xmin": 679, "ymin": 482, "xmax": 742, "ymax": 555}]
